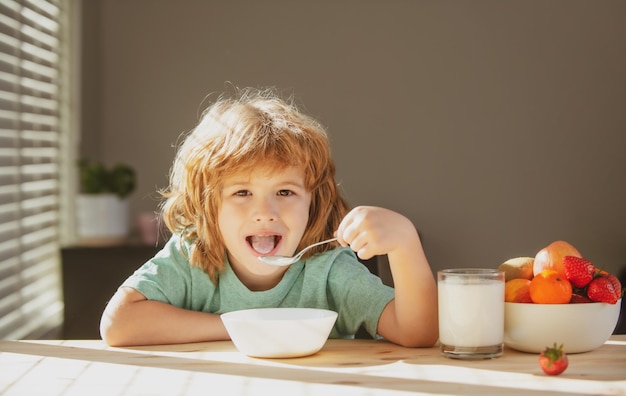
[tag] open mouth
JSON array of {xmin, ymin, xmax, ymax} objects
[{"xmin": 246, "ymin": 235, "xmax": 281, "ymax": 255}]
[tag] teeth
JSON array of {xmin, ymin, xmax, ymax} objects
[{"xmin": 249, "ymin": 235, "xmax": 276, "ymax": 254}]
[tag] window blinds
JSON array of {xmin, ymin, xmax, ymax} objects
[{"xmin": 0, "ymin": 0, "xmax": 66, "ymax": 339}]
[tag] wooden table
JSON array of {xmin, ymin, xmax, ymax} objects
[{"xmin": 1, "ymin": 336, "xmax": 625, "ymax": 395}]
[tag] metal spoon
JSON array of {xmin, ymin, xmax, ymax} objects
[{"xmin": 258, "ymin": 237, "xmax": 338, "ymax": 266}]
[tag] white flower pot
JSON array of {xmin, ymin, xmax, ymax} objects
[{"xmin": 76, "ymin": 194, "xmax": 129, "ymax": 245}]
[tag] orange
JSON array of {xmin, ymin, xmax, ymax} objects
[
  {"xmin": 529, "ymin": 270, "xmax": 573, "ymax": 304},
  {"xmin": 505, "ymin": 278, "xmax": 532, "ymax": 303}
]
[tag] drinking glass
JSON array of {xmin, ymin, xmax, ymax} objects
[{"xmin": 438, "ymin": 268, "xmax": 505, "ymax": 359}]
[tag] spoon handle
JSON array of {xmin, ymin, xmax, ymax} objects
[
  {"xmin": 301, "ymin": 237, "xmax": 338, "ymax": 255},
  {"xmin": 259, "ymin": 237, "xmax": 339, "ymax": 266},
  {"xmin": 290, "ymin": 237, "xmax": 338, "ymax": 261}
]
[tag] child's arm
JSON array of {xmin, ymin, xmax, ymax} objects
[
  {"xmin": 336, "ymin": 206, "xmax": 438, "ymax": 347},
  {"xmin": 100, "ymin": 287, "xmax": 230, "ymax": 347}
]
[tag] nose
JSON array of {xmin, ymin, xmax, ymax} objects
[{"xmin": 253, "ymin": 197, "xmax": 277, "ymax": 222}]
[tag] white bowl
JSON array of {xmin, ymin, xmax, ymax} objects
[
  {"xmin": 221, "ymin": 308, "xmax": 338, "ymax": 358},
  {"xmin": 504, "ymin": 299, "xmax": 621, "ymax": 353}
]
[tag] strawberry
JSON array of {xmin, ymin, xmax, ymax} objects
[
  {"xmin": 539, "ymin": 343, "xmax": 568, "ymax": 376},
  {"xmin": 587, "ymin": 277, "xmax": 619, "ymax": 304},
  {"xmin": 563, "ymin": 256, "xmax": 595, "ymax": 288},
  {"xmin": 569, "ymin": 293, "xmax": 592, "ymax": 303},
  {"xmin": 596, "ymin": 270, "xmax": 623, "ymax": 300}
]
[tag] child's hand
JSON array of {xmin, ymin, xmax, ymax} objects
[
  {"xmin": 337, "ymin": 206, "xmax": 438, "ymax": 347},
  {"xmin": 335, "ymin": 206, "xmax": 419, "ymax": 260}
]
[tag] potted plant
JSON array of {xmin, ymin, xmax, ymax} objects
[{"xmin": 76, "ymin": 159, "xmax": 137, "ymax": 245}]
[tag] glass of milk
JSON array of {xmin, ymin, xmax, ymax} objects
[{"xmin": 438, "ymin": 268, "xmax": 505, "ymax": 359}]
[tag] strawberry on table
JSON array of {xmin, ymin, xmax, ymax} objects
[
  {"xmin": 563, "ymin": 256, "xmax": 595, "ymax": 288},
  {"xmin": 539, "ymin": 343, "xmax": 568, "ymax": 376}
]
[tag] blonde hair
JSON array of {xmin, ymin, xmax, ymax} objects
[{"xmin": 160, "ymin": 87, "xmax": 350, "ymax": 281}]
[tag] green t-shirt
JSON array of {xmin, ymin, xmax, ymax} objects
[{"xmin": 121, "ymin": 234, "xmax": 395, "ymax": 338}]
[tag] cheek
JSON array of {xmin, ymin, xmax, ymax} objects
[
  {"xmin": 291, "ymin": 200, "xmax": 311, "ymax": 227},
  {"xmin": 303, "ymin": 195, "xmax": 313, "ymax": 218},
  {"xmin": 217, "ymin": 205, "xmax": 236, "ymax": 234}
]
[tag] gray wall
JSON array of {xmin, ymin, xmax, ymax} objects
[{"xmin": 80, "ymin": 0, "xmax": 626, "ymax": 275}]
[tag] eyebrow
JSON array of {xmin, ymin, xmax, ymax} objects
[
  {"xmin": 222, "ymin": 178, "xmax": 306, "ymax": 189},
  {"xmin": 277, "ymin": 178, "xmax": 307, "ymax": 188}
]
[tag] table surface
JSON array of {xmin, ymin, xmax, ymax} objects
[{"xmin": 1, "ymin": 336, "xmax": 625, "ymax": 396}]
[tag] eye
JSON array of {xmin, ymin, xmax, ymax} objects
[
  {"xmin": 234, "ymin": 190, "xmax": 251, "ymax": 197},
  {"xmin": 277, "ymin": 189, "xmax": 294, "ymax": 197}
]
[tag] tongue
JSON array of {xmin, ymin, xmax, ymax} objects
[{"xmin": 250, "ymin": 235, "xmax": 276, "ymax": 254}]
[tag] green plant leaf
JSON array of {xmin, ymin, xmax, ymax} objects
[
  {"xmin": 78, "ymin": 159, "xmax": 136, "ymax": 198},
  {"xmin": 109, "ymin": 164, "xmax": 136, "ymax": 198}
]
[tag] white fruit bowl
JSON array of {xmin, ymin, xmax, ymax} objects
[
  {"xmin": 221, "ymin": 308, "xmax": 338, "ymax": 358},
  {"xmin": 504, "ymin": 299, "xmax": 621, "ymax": 353}
]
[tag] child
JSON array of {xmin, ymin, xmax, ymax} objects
[{"xmin": 100, "ymin": 87, "xmax": 438, "ymax": 347}]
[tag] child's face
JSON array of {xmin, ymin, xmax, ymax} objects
[{"xmin": 218, "ymin": 165, "xmax": 312, "ymax": 280}]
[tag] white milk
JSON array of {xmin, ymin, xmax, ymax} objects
[{"xmin": 438, "ymin": 279, "xmax": 504, "ymax": 347}]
